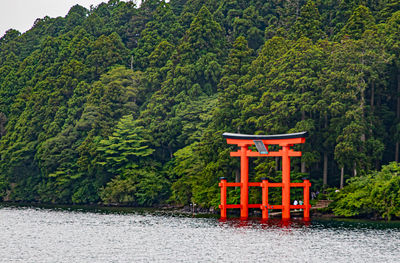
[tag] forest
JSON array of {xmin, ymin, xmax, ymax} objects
[{"xmin": 0, "ymin": 0, "xmax": 399, "ymax": 220}]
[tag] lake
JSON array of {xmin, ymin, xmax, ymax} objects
[{"xmin": 0, "ymin": 205, "xmax": 399, "ymax": 262}]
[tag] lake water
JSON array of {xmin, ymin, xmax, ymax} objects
[{"xmin": 0, "ymin": 205, "xmax": 399, "ymax": 262}]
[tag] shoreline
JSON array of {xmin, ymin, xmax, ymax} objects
[{"xmin": 1, "ymin": 201, "xmax": 398, "ymax": 222}]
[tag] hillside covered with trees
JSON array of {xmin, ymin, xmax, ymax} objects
[{"xmin": 0, "ymin": 0, "xmax": 399, "ymax": 219}]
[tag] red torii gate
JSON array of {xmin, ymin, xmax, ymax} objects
[{"xmin": 219, "ymin": 132, "xmax": 311, "ymax": 220}]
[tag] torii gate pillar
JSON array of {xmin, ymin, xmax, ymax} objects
[{"xmin": 240, "ymin": 145, "xmax": 249, "ymax": 219}]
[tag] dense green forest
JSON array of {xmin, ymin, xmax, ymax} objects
[{"xmin": 0, "ymin": 0, "xmax": 399, "ymax": 219}]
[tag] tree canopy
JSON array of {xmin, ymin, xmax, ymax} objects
[{"xmin": 0, "ymin": 0, "xmax": 399, "ymax": 219}]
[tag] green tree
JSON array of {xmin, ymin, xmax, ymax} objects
[
  {"xmin": 133, "ymin": 1, "xmax": 183, "ymax": 69},
  {"xmin": 232, "ymin": 5, "xmax": 265, "ymax": 50},
  {"xmin": 215, "ymin": 36, "xmax": 254, "ymax": 129},
  {"xmin": 138, "ymin": 5, "xmax": 226, "ymax": 161},
  {"xmin": 98, "ymin": 115, "xmax": 168, "ymax": 206},
  {"xmin": 337, "ymin": 5, "xmax": 376, "ymax": 40},
  {"xmin": 97, "ymin": 115, "xmax": 154, "ymax": 174},
  {"xmin": 292, "ymin": 0, "xmax": 325, "ymax": 42},
  {"xmin": 86, "ymin": 32, "xmax": 129, "ymax": 79},
  {"xmin": 386, "ymin": 11, "xmax": 400, "ymax": 162}
]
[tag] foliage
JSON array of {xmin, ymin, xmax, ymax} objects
[
  {"xmin": 97, "ymin": 114, "xmax": 169, "ymax": 206},
  {"xmin": 332, "ymin": 162, "xmax": 400, "ymax": 220},
  {"xmin": 97, "ymin": 115, "xmax": 154, "ymax": 174},
  {"xmin": 100, "ymin": 166, "xmax": 169, "ymax": 206}
]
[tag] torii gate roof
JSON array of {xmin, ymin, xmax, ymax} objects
[{"xmin": 222, "ymin": 131, "xmax": 308, "ymax": 140}]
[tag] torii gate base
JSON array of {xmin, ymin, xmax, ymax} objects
[{"xmin": 219, "ymin": 132, "xmax": 311, "ymax": 220}]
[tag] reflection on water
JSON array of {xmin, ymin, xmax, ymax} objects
[
  {"xmin": 219, "ymin": 218, "xmax": 312, "ymax": 229},
  {"xmin": 0, "ymin": 205, "xmax": 399, "ymax": 262}
]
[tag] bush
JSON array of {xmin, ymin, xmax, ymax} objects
[
  {"xmin": 100, "ymin": 168, "xmax": 169, "ymax": 206},
  {"xmin": 331, "ymin": 162, "xmax": 400, "ymax": 220}
]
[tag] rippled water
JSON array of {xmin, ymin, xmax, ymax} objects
[{"xmin": 0, "ymin": 206, "xmax": 399, "ymax": 262}]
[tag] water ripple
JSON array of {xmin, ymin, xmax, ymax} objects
[{"xmin": 0, "ymin": 206, "xmax": 399, "ymax": 262}]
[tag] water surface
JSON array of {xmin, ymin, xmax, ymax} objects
[{"xmin": 0, "ymin": 205, "xmax": 399, "ymax": 262}]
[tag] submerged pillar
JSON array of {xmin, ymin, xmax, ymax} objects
[
  {"xmin": 282, "ymin": 145, "xmax": 291, "ymax": 220},
  {"xmin": 261, "ymin": 177, "xmax": 269, "ymax": 220},
  {"xmin": 303, "ymin": 179, "xmax": 311, "ymax": 219},
  {"xmin": 240, "ymin": 145, "xmax": 249, "ymax": 219},
  {"xmin": 219, "ymin": 177, "xmax": 227, "ymax": 219}
]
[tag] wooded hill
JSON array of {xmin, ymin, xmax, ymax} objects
[{"xmin": 0, "ymin": 0, "xmax": 400, "ymax": 214}]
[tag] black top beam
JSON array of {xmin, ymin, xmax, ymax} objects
[{"xmin": 222, "ymin": 131, "xmax": 308, "ymax": 140}]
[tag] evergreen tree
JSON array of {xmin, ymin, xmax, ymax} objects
[
  {"xmin": 98, "ymin": 115, "xmax": 168, "ymax": 206},
  {"xmin": 337, "ymin": 5, "xmax": 376, "ymax": 40},
  {"xmin": 292, "ymin": 0, "xmax": 325, "ymax": 42},
  {"xmin": 386, "ymin": 11, "xmax": 400, "ymax": 162},
  {"xmin": 215, "ymin": 36, "xmax": 254, "ymax": 129},
  {"xmin": 138, "ymin": 5, "xmax": 226, "ymax": 161},
  {"xmin": 133, "ymin": 1, "xmax": 183, "ymax": 70}
]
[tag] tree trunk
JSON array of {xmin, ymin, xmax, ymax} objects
[
  {"xmin": 168, "ymin": 146, "xmax": 173, "ymax": 159},
  {"xmin": 397, "ymin": 71, "xmax": 400, "ymax": 119},
  {"xmin": 0, "ymin": 112, "xmax": 7, "ymax": 138},
  {"xmin": 235, "ymin": 169, "xmax": 240, "ymax": 190},
  {"xmin": 340, "ymin": 166, "xmax": 344, "ymax": 189},
  {"xmin": 328, "ymin": 12, "xmax": 333, "ymax": 38},
  {"xmin": 301, "ymin": 161, "xmax": 306, "ymax": 173},
  {"xmin": 295, "ymin": 0, "xmax": 300, "ymax": 18},
  {"xmin": 301, "ymin": 108, "xmax": 306, "ymax": 173},
  {"xmin": 323, "ymin": 152, "xmax": 328, "ymax": 185},
  {"xmin": 323, "ymin": 115, "xmax": 328, "ymax": 186},
  {"xmin": 235, "ymin": 169, "xmax": 240, "ymax": 183},
  {"xmin": 360, "ymin": 83, "xmax": 366, "ymax": 151},
  {"xmin": 396, "ymin": 71, "xmax": 400, "ymax": 162},
  {"xmin": 370, "ymin": 81, "xmax": 375, "ymax": 112},
  {"xmin": 353, "ymin": 161, "xmax": 357, "ymax": 177},
  {"xmin": 359, "ymin": 84, "xmax": 365, "ymax": 170}
]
